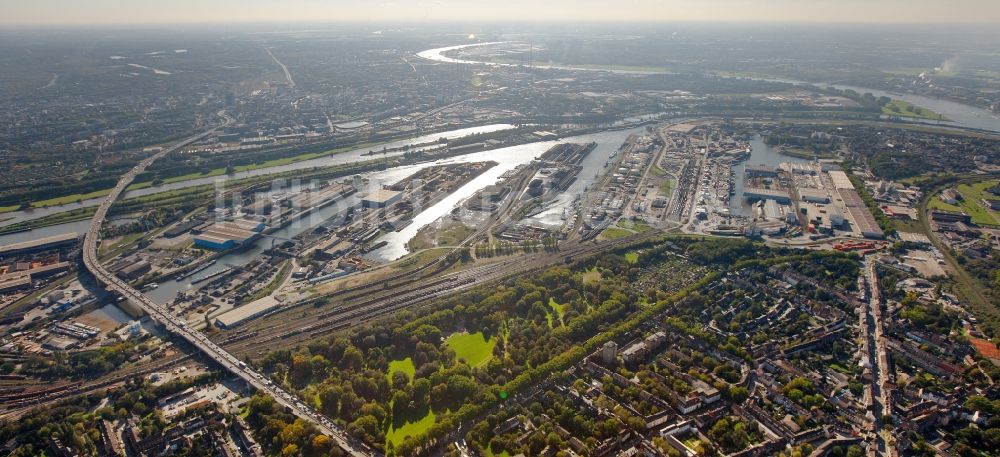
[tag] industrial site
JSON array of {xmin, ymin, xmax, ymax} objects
[{"xmin": 2, "ymin": 22, "xmax": 1000, "ymax": 457}]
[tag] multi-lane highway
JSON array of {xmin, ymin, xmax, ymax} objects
[{"xmin": 80, "ymin": 118, "xmax": 375, "ymax": 457}]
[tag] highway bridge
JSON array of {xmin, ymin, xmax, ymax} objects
[{"xmin": 80, "ymin": 120, "xmax": 375, "ymax": 457}]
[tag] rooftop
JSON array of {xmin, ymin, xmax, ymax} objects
[
  {"xmin": 838, "ymin": 188, "xmax": 883, "ymax": 238},
  {"xmin": 214, "ymin": 296, "xmax": 282, "ymax": 328},
  {"xmin": 362, "ymin": 188, "xmax": 402, "ymax": 204},
  {"xmin": 0, "ymin": 233, "xmax": 78, "ymax": 257},
  {"xmin": 828, "ymin": 170, "xmax": 854, "ymax": 190},
  {"xmin": 744, "ymin": 187, "xmax": 791, "ymax": 200}
]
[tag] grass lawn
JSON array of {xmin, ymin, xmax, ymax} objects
[
  {"xmin": 155, "ymin": 142, "xmax": 379, "ymax": 187},
  {"xmin": 683, "ymin": 437, "xmax": 703, "ymax": 451},
  {"xmin": 882, "ymin": 100, "xmax": 947, "ymax": 121},
  {"xmin": 31, "ymin": 188, "xmax": 113, "ymax": 208},
  {"xmin": 560, "ymin": 63, "xmax": 672, "ymax": 73},
  {"xmin": 130, "ymin": 185, "xmax": 214, "ymax": 204},
  {"xmin": 485, "ymin": 446, "xmax": 512, "ymax": 457},
  {"xmin": 617, "ymin": 218, "xmax": 652, "ymax": 233},
  {"xmin": 394, "ymin": 248, "xmax": 450, "ymax": 273},
  {"xmin": 0, "ymin": 207, "xmax": 95, "ymax": 236},
  {"xmin": 660, "ymin": 177, "xmax": 675, "ymax": 196},
  {"xmin": 829, "ymin": 363, "xmax": 851, "ymax": 374},
  {"xmin": 898, "ymin": 174, "xmax": 942, "ymax": 186},
  {"xmin": 486, "ymin": 57, "xmax": 670, "ymax": 73},
  {"xmin": 881, "ymin": 67, "xmax": 930, "ymax": 76},
  {"xmin": 241, "ymin": 260, "xmax": 291, "ymax": 304},
  {"xmin": 955, "ymin": 182, "xmax": 1000, "ymax": 227},
  {"xmin": 929, "ymin": 181, "xmax": 1000, "ymax": 227},
  {"xmin": 437, "ymin": 223, "xmax": 475, "ymax": 246},
  {"xmin": 580, "ymin": 267, "xmax": 602, "ymax": 285},
  {"xmin": 928, "ymin": 196, "xmax": 961, "ymax": 212},
  {"xmin": 7, "ymin": 172, "xmax": 209, "ymax": 212},
  {"xmin": 548, "ymin": 297, "xmax": 566, "ymax": 327},
  {"xmin": 385, "ymin": 408, "xmax": 436, "ymax": 448},
  {"xmin": 624, "ymin": 252, "xmax": 640, "ymax": 264},
  {"xmin": 10, "ymin": 142, "xmax": 377, "ymax": 211},
  {"xmin": 893, "ymin": 218, "xmax": 926, "ymax": 234},
  {"xmin": 387, "ymin": 357, "xmax": 415, "ymax": 384},
  {"xmin": 445, "ymin": 332, "xmax": 496, "ymax": 368},
  {"xmin": 98, "ymin": 232, "xmax": 146, "ymax": 258},
  {"xmin": 600, "ymin": 227, "xmax": 632, "ymax": 240}
]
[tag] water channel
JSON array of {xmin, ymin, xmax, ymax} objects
[
  {"xmin": 9, "ymin": 42, "xmax": 1000, "ymax": 304},
  {"xmin": 144, "ymin": 125, "xmax": 651, "ymax": 303},
  {"xmin": 420, "ymin": 43, "xmax": 1000, "ymax": 134},
  {"xmin": 729, "ymin": 136, "xmax": 811, "ymax": 217},
  {"xmin": 0, "ymin": 123, "xmax": 516, "ymax": 231}
]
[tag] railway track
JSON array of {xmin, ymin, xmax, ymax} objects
[
  {"xmin": 223, "ymin": 261, "xmax": 517, "ymax": 354},
  {"xmin": 223, "ymin": 231, "xmax": 659, "ymax": 354},
  {"xmin": 0, "ymin": 230, "xmax": 659, "ymax": 424},
  {"xmin": 0, "ymin": 354, "xmax": 190, "ymax": 419}
]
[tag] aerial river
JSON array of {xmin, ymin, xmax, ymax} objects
[
  {"xmin": 8, "ymin": 41, "xmax": 1000, "ymax": 303},
  {"xmin": 7, "ymin": 43, "xmax": 997, "ymax": 246},
  {"xmin": 144, "ymin": 125, "xmax": 651, "ymax": 304},
  {"xmin": 419, "ymin": 42, "xmax": 1000, "ymax": 133},
  {"xmin": 0, "ymin": 124, "xmax": 515, "ymax": 243}
]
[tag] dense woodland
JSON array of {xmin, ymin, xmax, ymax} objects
[
  {"xmin": 5, "ymin": 236, "xmax": 994, "ymax": 456},
  {"xmin": 250, "ymin": 237, "xmax": 860, "ymax": 455}
]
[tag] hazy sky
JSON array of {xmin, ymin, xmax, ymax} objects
[{"xmin": 2, "ymin": 0, "xmax": 999, "ymax": 25}]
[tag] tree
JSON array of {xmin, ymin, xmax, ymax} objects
[
  {"xmin": 290, "ymin": 355, "xmax": 313, "ymax": 386},
  {"xmin": 279, "ymin": 420, "xmax": 308, "ymax": 448},
  {"xmin": 391, "ymin": 371, "xmax": 410, "ymax": 389},
  {"xmin": 965, "ymin": 395, "xmax": 999, "ymax": 415},
  {"xmin": 311, "ymin": 435, "xmax": 332, "ymax": 454},
  {"xmin": 318, "ymin": 386, "xmax": 342, "ymax": 417},
  {"xmin": 342, "ymin": 346, "xmax": 363, "ymax": 371},
  {"xmin": 281, "ymin": 444, "xmax": 299, "ymax": 457},
  {"xmin": 729, "ymin": 386, "xmax": 750, "ymax": 403},
  {"xmin": 528, "ymin": 431, "xmax": 547, "ymax": 455},
  {"xmin": 347, "ymin": 415, "xmax": 381, "ymax": 443},
  {"xmin": 412, "ymin": 324, "xmax": 442, "ymax": 345}
]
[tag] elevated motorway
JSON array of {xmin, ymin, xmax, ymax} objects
[{"xmin": 80, "ymin": 120, "xmax": 375, "ymax": 457}]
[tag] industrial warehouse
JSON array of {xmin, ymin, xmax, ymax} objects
[
  {"xmin": 744, "ymin": 162, "xmax": 884, "ymax": 239},
  {"xmin": 192, "ymin": 218, "xmax": 267, "ymax": 250}
]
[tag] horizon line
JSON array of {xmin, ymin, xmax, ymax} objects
[{"xmin": 2, "ymin": 18, "xmax": 1000, "ymax": 29}]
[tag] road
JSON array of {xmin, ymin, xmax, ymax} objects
[
  {"xmin": 80, "ymin": 116, "xmax": 375, "ymax": 457},
  {"xmin": 265, "ymin": 47, "xmax": 296, "ymax": 88},
  {"xmin": 622, "ymin": 130, "xmax": 666, "ymax": 221},
  {"xmin": 862, "ymin": 260, "xmax": 892, "ymax": 456}
]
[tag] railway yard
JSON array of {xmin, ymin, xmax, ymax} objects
[
  {"xmin": 0, "ymin": 118, "xmax": 988, "ymax": 457},
  {"xmin": 4, "ymin": 23, "xmax": 1000, "ymax": 457},
  {"xmin": 0, "ymin": 133, "xmax": 664, "ymax": 423},
  {"xmin": 0, "ymin": 120, "xmax": 892, "ymax": 420}
]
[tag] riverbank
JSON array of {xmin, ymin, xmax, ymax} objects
[
  {"xmin": 419, "ymin": 43, "xmax": 1000, "ymax": 134},
  {"xmin": 0, "ymin": 122, "xmax": 519, "ymax": 216},
  {"xmin": 882, "ymin": 100, "xmax": 948, "ymax": 121}
]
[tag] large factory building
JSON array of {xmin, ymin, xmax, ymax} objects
[{"xmin": 193, "ymin": 218, "xmax": 266, "ymax": 250}]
